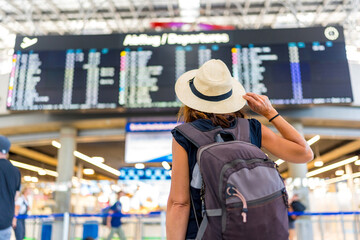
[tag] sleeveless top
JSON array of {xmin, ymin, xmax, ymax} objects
[{"xmin": 171, "ymin": 118, "xmax": 262, "ymax": 239}]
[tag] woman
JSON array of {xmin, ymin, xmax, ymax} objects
[
  {"xmin": 14, "ymin": 187, "xmax": 31, "ymax": 240},
  {"xmin": 166, "ymin": 59, "xmax": 313, "ymax": 239}
]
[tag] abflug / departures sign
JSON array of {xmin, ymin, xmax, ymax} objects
[
  {"xmin": 7, "ymin": 26, "xmax": 353, "ymax": 111},
  {"xmin": 123, "ymin": 32, "xmax": 230, "ymax": 47}
]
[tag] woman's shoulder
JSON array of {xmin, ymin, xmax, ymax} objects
[
  {"xmin": 247, "ymin": 118, "xmax": 261, "ymax": 125},
  {"xmin": 245, "ymin": 118, "xmax": 262, "ymax": 147},
  {"xmin": 235, "ymin": 117, "xmax": 261, "ymax": 127}
]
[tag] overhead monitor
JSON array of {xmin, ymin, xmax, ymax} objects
[
  {"xmin": 124, "ymin": 122, "xmax": 179, "ymax": 163},
  {"xmin": 7, "ymin": 26, "xmax": 352, "ymax": 111}
]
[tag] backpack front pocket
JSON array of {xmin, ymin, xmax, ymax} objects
[{"xmin": 223, "ymin": 191, "xmax": 289, "ymax": 240}]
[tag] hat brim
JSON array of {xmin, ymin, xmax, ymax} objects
[{"xmin": 175, "ymin": 69, "xmax": 247, "ymax": 114}]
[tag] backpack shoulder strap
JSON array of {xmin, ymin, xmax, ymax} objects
[
  {"xmin": 174, "ymin": 123, "xmax": 222, "ymax": 148},
  {"xmin": 230, "ymin": 118, "xmax": 251, "ymax": 143},
  {"xmin": 175, "ymin": 118, "xmax": 251, "ymax": 147}
]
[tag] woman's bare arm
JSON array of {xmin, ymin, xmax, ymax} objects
[
  {"xmin": 243, "ymin": 92, "xmax": 313, "ymax": 163},
  {"xmin": 166, "ymin": 138, "xmax": 191, "ymax": 239}
]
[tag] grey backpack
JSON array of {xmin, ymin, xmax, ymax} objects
[{"xmin": 175, "ymin": 118, "xmax": 289, "ymax": 240}]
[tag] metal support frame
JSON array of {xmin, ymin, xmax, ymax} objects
[
  {"xmin": 279, "ymin": 0, "xmax": 305, "ymax": 27},
  {"xmin": 0, "ymin": 0, "xmax": 356, "ymax": 35}
]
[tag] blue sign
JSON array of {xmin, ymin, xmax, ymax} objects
[
  {"xmin": 126, "ymin": 121, "xmax": 181, "ymax": 132},
  {"xmin": 119, "ymin": 167, "xmax": 171, "ymax": 181}
]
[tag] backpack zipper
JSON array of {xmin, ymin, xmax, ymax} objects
[
  {"xmin": 219, "ymin": 158, "xmax": 272, "ymax": 204},
  {"xmin": 224, "ymin": 189, "xmax": 285, "ymax": 227},
  {"xmin": 227, "ymin": 189, "xmax": 284, "ymax": 209}
]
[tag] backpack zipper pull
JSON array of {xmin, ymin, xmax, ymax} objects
[
  {"xmin": 227, "ymin": 186, "xmax": 248, "ymax": 223},
  {"xmin": 242, "ymin": 208, "xmax": 248, "ymax": 223}
]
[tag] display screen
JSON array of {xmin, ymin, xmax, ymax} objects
[
  {"xmin": 124, "ymin": 122, "xmax": 178, "ymax": 163},
  {"xmin": 7, "ymin": 26, "xmax": 353, "ymax": 111}
]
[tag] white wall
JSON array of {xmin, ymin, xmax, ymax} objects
[
  {"xmin": 349, "ymin": 61, "xmax": 360, "ymax": 106},
  {"xmin": 0, "ymin": 73, "xmax": 10, "ymax": 115}
]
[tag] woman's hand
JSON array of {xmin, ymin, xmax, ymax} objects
[
  {"xmin": 243, "ymin": 92, "xmax": 278, "ymax": 120},
  {"xmin": 243, "ymin": 93, "xmax": 314, "ymax": 163}
]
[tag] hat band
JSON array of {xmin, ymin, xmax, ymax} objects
[{"xmin": 189, "ymin": 78, "xmax": 233, "ymax": 102}]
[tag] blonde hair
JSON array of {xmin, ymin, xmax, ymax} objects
[
  {"xmin": 21, "ymin": 187, "xmax": 30, "ymax": 195},
  {"xmin": 177, "ymin": 105, "xmax": 246, "ymax": 128}
]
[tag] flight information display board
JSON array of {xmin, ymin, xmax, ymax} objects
[{"xmin": 7, "ymin": 26, "xmax": 353, "ymax": 111}]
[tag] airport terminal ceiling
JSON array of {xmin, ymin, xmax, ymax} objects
[
  {"xmin": 6, "ymin": 133, "xmax": 360, "ymax": 181},
  {"xmin": 0, "ymin": 0, "xmax": 358, "ymax": 49}
]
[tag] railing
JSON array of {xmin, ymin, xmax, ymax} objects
[
  {"xmin": 16, "ymin": 211, "xmax": 360, "ymax": 240},
  {"xmin": 290, "ymin": 211, "xmax": 360, "ymax": 240},
  {"xmin": 17, "ymin": 212, "xmax": 166, "ymax": 240}
]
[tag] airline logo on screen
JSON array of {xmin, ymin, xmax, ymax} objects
[
  {"xmin": 123, "ymin": 32, "xmax": 230, "ymax": 47},
  {"xmin": 20, "ymin": 37, "xmax": 38, "ymax": 49}
]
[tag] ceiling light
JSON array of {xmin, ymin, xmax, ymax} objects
[
  {"xmin": 314, "ymin": 161, "xmax": 324, "ymax": 167},
  {"xmin": 83, "ymin": 168, "xmax": 95, "ymax": 175},
  {"xmin": 306, "ymin": 156, "xmax": 358, "ymax": 177},
  {"xmin": 335, "ymin": 170, "xmax": 345, "ymax": 176},
  {"xmin": 38, "ymin": 169, "xmax": 47, "ymax": 176},
  {"xmin": 92, "ymin": 157, "xmax": 105, "ymax": 163},
  {"xmin": 179, "ymin": 0, "xmax": 200, "ymax": 10},
  {"xmin": 162, "ymin": 161, "xmax": 171, "ymax": 170},
  {"xmin": 275, "ymin": 159, "xmax": 285, "ymax": 165},
  {"xmin": 24, "ymin": 176, "xmax": 32, "ymax": 182},
  {"xmin": 179, "ymin": 0, "xmax": 200, "ymax": 22},
  {"xmin": 325, "ymin": 171, "xmax": 360, "ymax": 185},
  {"xmin": 355, "ymin": 160, "xmax": 360, "ymax": 166},
  {"xmin": 31, "ymin": 177, "xmax": 39, "ymax": 183},
  {"xmin": 74, "ymin": 151, "xmax": 120, "ymax": 176},
  {"xmin": 307, "ymin": 135, "xmax": 320, "ymax": 146},
  {"xmin": 11, "ymin": 160, "xmax": 58, "ymax": 177},
  {"xmin": 51, "ymin": 140, "xmax": 61, "ymax": 148},
  {"xmin": 52, "ymin": 141, "xmax": 120, "ymax": 176},
  {"xmin": 325, "ymin": 175, "xmax": 348, "ymax": 185},
  {"xmin": 135, "ymin": 163, "xmax": 145, "ymax": 169}
]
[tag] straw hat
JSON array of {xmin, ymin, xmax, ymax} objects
[{"xmin": 175, "ymin": 59, "xmax": 246, "ymax": 114}]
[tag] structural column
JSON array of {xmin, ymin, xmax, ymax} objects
[
  {"xmin": 74, "ymin": 163, "xmax": 83, "ymax": 217},
  {"xmin": 287, "ymin": 122, "xmax": 314, "ymax": 240},
  {"xmin": 345, "ymin": 164, "xmax": 358, "ymax": 210},
  {"xmin": 54, "ymin": 126, "xmax": 77, "ymax": 240}
]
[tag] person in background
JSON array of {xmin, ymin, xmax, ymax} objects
[
  {"xmin": 288, "ymin": 194, "xmax": 306, "ymax": 240},
  {"xmin": 107, "ymin": 191, "xmax": 126, "ymax": 240},
  {"xmin": 14, "ymin": 187, "xmax": 31, "ymax": 240},
  {"xmin": 0, "ymin": 135, "xmax": 21, "ymax": 240}
]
